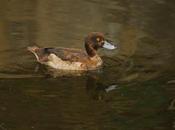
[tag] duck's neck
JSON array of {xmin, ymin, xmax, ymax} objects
[{"xmin": 85, "ymin": 43, "xmax": 97, "ymax": 57}]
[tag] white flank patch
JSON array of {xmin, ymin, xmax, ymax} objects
[{"xmin": 45, "ymin": 54, "xmax": 84, "ymax": 70}]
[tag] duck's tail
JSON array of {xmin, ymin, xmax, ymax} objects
[
  {"xmin": 27, "ymin": 46, "xmax": 40, "ymax": 53},
  {"xmin": 27, "ymin": 46, "xmax": 40, "ymax": 61}
]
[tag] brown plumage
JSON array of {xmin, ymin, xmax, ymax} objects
[{"xmin": 28, "ymin": 32, "xmax": 116, "ymax": 71}]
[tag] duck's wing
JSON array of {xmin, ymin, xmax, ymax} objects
[
  {"xmin": 28, "ymin": 46, "xmax": 89, "ymax": 63},
  {"xmin": 46, "ymin": 47, "xmax": 89, "ymax": 62}
]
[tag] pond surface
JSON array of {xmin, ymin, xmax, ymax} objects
[{"xmin": 0, "ymin": 0, "xmax": 175, "ymax": 130}]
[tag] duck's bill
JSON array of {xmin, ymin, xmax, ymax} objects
[{"xmin": 103, "ymin": 41, "xmax": 116, "ymax": 50}]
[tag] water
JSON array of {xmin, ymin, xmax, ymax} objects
[{"xmin": 0, "ymin": 0, "xmax": 175, "ymax": 130}]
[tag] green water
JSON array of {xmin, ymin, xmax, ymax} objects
[{"xmin": 0, "ymin": 0, "xmax": 175, "ymax": 130}]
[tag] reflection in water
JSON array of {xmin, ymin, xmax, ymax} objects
[
  {"xmin": 0, "ymin": 75, "xmax": 173, "ymax": 130},
  {"xmin": 86, "ymin": 75, "xmax": 118, "ymax": 100},
  {"xmin": 0, "ymin": 0, "xmax": 175, "ymax": 130}
]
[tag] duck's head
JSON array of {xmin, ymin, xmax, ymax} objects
[{"xmin": 85, "ymin": 32, "xmax": 116, "ymax": 57}]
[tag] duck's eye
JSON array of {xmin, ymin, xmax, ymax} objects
[{"xmin": 96, "ymin": 37, "xmax": 100, "ymax": 42}]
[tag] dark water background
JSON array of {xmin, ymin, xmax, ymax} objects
[{"xmin": 0, "ymin": 0, "xmax": 175, "ymax": 130}]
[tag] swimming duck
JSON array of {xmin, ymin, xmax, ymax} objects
[{"xmin": 28, "ymin": 32, "xmax": 116, "ymax": 71}]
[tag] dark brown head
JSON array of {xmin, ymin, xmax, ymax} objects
[{"xmin": 84, "ymin": 32, "xmax": 116, "ymax": 57}]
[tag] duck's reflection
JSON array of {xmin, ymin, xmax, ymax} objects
[
  {"xmin": 86, "ymin": 75, "xmax": 117, "ymax": 100},
  {"xmin": 32, "ymin": 63, "xmax": 118, "ymax": 100}
]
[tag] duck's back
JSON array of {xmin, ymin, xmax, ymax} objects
[{"xmin": 43, "ymin": 47, "xmax": 89, "ymax": 62}]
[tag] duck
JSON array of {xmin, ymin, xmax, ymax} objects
[{"xmin": 27, "ymin": 32, "xmax": 116, "ymax": 71}]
